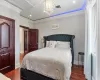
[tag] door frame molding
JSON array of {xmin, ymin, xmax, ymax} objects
[
  {"xmin": 20, "ymin": 25, "xmax": 29, "ymax": 54},
  {"xmin": 20, "ymin": 25, "xmax": 29, "ymax": 29},
  {"xmin": 0, "ymin": 15, "xmax": 15, "ymax": 21}
]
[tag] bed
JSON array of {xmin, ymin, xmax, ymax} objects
[{"xmin": 21, "ymin": 34, "xmax": 75, "ymax": 80}]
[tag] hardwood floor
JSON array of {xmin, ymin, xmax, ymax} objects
[
  {"xmin": 5, "ymin": 54, "xmax": 85, "ymax": 80},
  {"xmin": 71, "ymin": 66, "xmax": 85, "ymax": 80},
  {"xmin": 5, "ymin": 65, "xmax": 85, "ymax": 80},
  {"xmin": 5, "ymin": 68, "xmax": 20, "ymax": 80}
]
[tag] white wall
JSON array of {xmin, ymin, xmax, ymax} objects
[
  {"xmin": 0, "ymin": 0, "xmax": 34, "ymax": 68},
  {"xmin": 34, "ymin": 12, "xmax": 85, "ymax": 64},
  {"xmin": 20, "ymin": 16, "xmax": 34, "ymax": 28},
  {"xmin": 20, "ymin": 27, "xmax": 24, "ymax": 54}
]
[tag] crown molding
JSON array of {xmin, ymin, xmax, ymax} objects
[
  {"xmin": 20, "ymin": 15, "xmax": 35, "ymax": 22},
  {"xmin": 34, "ymin": 10, "xmax": 85, "ymax": 24},
  {"xmin": 0, "ymin": 0, "xmax": 22, "ymax": 13}
]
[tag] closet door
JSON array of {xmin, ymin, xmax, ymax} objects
[
  {"xmin": 29, "ymin": 29, "xmax": 38, "ymax": 52},
  {"xmin": 0, "ymin": 16, "xmax": 15, "ymax": 73}
]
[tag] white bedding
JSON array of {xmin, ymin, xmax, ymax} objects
[{"xmin": 21, "ymin": 47, "xmax": 72, "ymax": 80}]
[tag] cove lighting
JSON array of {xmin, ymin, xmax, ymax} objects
[
  {"xmin": 50, "ymin": 0, "xmax": 86, "ymax": 18},
  {"xmin": 34, "ymin": 0, "xmax": 86, "ymax": 21}
]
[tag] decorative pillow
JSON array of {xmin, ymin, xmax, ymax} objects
[
  {"xmin": 56, "ymin": 41, "xmax": 70, "ymax": 49},
  {"xmin": 46, "ymin": 41, "xmax": 57, "ymax": 48},
  {"xmin": 46, "ymin": 41, "xmax": 50, "ymax": 47},
  {"xmin": 49, "ymin": 41, "xmax": 57, "ymax": 48}
]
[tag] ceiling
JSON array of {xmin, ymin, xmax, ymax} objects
[{"xmin": 5, "ymin": 0, "xmax": 86, "ymax": 21}]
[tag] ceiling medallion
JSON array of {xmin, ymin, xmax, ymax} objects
[{"xmin": 44, "ymin": 0, "xmax": 55, "ymax": 15}]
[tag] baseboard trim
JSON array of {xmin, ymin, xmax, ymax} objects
[{"xmin": 15, "ymin": 63, "xmax": 20, "ymax": 69}]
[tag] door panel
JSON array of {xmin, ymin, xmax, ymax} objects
[
  {"xmin": 0, "ymin": 54, "xmax": 3, "ymax": 69},
  {"xmin": 1, "ymin": 52, "xmax": 10, "ymax": 68},
  {"xmin": 29, "ymin": 29, "xmax": 38, "ymax": 52},
  {"xmin": 24, "ymin": 30, "xmax": 29, "ymax": 54},
  {"xmin": 1, "ymin": 23, "xmax": 10, "ymax": 48},
  {"xmin": 0, "ymin": 16, "xmax": 15, "ymax": 73}
]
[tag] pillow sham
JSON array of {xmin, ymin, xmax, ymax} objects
[
  {"xmin": 49, "ymin": 41, "xmax": 57, "ymax": 48},
  {"xmin": 56, "ymin": 41, "xmax": 70, "ymax": 49},
  {"xmin": 46, "ymin": 41, "xmax": 57, "ymax": 48},
  {"xmin": 46, "ymin": 41, "xmax": 50, "ymax": 47}
]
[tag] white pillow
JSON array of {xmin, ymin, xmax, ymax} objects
[
  {"xmin": 49, "ymin": 41, "xmax": 57, "ymax": 48},
  {"xmin": 46, "ymin": 41, "xmax": 57, "ymax": 48},
  {"xmin": 46, "ymin": 41, "xmax": 50, "ymax": 47},
  {"xmin": 56, "ymin": 41, "xmax": 70, "ymax": 49}
]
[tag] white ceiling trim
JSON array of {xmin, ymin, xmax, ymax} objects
[
  {"xmin": 24, "ymin": 0, "xmax": 34, "ymax": 7},
  {"xmin": 2, "ymin": 0, "xmax": 22, "ymax": 13},
  {"xmin": 25, "ymin": 0, "xmax": 44, "ymax": 8},
  {"xmin": 20, "ymin": 14, "xmax": 35, "ymax": 21},
  {"xmin": 34, "ymin": 10, "xmax": 85, "ymax": 23}
]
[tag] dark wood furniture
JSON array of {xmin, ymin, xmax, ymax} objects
[
  {"xmin": 21, "ymin": 34, "xmax": 75, "ymax": 80},
  {"xmin": 78, "ymin": 52, "xmax": 84, "ymax": 66},
  {"xmin": 0, "ymin": 15, "xmax": 15, "ymax": 73},
  {"xmin": 28, "ymin": 29, "xmax": 38, "ymax": 52}
]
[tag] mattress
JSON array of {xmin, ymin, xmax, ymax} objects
[{"xmin": 21, "ymin": 47, "xmax": 72, "ymax": 80}]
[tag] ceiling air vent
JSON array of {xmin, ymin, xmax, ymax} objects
[{"xmin": 55, "ymin": 5, "xmax": 61, "ymax": 8}]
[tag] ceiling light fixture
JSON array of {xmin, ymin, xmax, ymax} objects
[
  {"xmin": 25, "ymin": 0, "xmax": 55, "ymax": 15},
  {"xmin": 55, "ymin": 5, "xmax": 61, "ymax": 8},
  {"xmin": 73, "ymin": 0, "xmax": 76, "ymax": 4},
  {"xmin": 44, "ymin": 0, "xmax": 55, "ymax": 15},
  {"xmin": 29, "ymin": 15, "xmax": 32, "ymax": 17}
]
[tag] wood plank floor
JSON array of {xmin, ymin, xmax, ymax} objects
[
  {"xmin": 5, "ymin": 66, "xmax": 85, "ymax": 80},
  {"xmin": 71, "ymin": 66, "xmax": 85, "ymax": 80},
  {"xmin": 5, "ymin": 54, "xmax": 85, "ymax": 80}
]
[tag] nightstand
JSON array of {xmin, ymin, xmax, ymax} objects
[{"xmin": 78, "ymin": 52, "xmax": 84, "ymax": 66}]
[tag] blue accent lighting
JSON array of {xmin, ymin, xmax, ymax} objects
[{"xmin": 50, "ymin": 0, "xmax": 86, "ymax": 18}]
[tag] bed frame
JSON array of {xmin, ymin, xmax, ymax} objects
[
  {"xmin": 44, "ymin": 34, "xmax": 75, "ymax": 65},
  {"xmin": 21, "ymin": 34, "xmax": 75, "ymax": 80}
]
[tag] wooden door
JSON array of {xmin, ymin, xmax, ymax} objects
[
  {"xmin": 29, "ymin": 29, "xmax": 38, "ymax": 52},
  {"xmin": 24, "ymin": 30, "xmax": 29, "ymax": 54},
  {"xmin": 0, "ymin": 16, "xmax": 15, "ymax": 73}
]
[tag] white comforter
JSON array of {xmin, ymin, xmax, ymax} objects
[{"xmin": 21, "ymin": 48, "xmax": 72, "ymax": 80}]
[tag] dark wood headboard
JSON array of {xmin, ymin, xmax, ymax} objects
[{"xmin": 44, "ymin": 34, "xmax": 75, "ymax": 65}]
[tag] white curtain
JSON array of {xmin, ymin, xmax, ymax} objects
[
  {"xmin": 84, "ymin": 1, "xmax": 98, "ymax": 80},
  {"xmin": 84, "ymin": 7, "xmax": 92, "ymax": 80}
]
